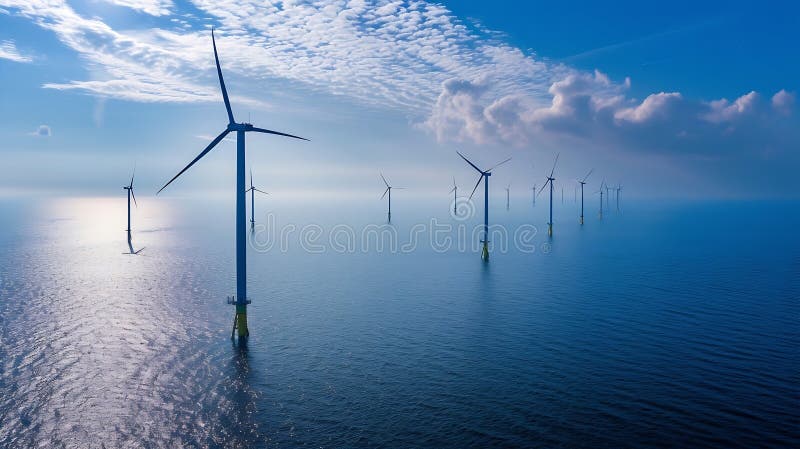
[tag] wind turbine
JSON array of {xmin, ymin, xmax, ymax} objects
[
  {"xmin": 598, "ymin": 179, "xmax": 606, "ymax": 219},
  {"xmin": 605, "ymin": 184, "xmax": 611, "ymax": 208},
  {"xmin": 616, "ymin": 184, "xmax": 622, "ymax": 211},
  {"xmin": 537, "ymin": 153, "xmax": 559, "ymax": 237},
  {"xmin": 531, "ymin": 184, "xmax": 536, "ymax": 207},
  {"xmin": 380, "ymin": 173, "xmax": 403, "ymax": 222},
  {"xmin": 577, "ymin": 168, "xmax": 593, "ymax": 225},
  {"xmin": 449, "ymin": 177, "xmax": 458, "ymax": 215},
  {"xmin": 123, "ymin": 167, "xmax": 137, "ymax": 233},
  {"xmin": 157, "ymin": 29, "xmax": 309, "ymax": 342},
  {"xmin": 505, "ymin": 184, "xmax": 511, "ymax": 210},
  {"xmin": 245, "ymin": 169, "xmax": 268, "ymax": 230},
  {"xmin": 457, "ymin": 151, "xmax": 511, "ymax": 260}
]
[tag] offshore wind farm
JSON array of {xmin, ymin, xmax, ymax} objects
[{"xmin": 1, "ymin": 1, "xmax": 799, "ymax": 449}]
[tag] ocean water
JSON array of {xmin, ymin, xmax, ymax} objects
[{"xmin": 0, "ymin": 195, "xmax": 797, "ymax": 448}]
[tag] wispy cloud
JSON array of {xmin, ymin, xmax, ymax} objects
[
  {"xmin": 98, "ymin": 0, "xmax": 173, "ymax": 17},
  {"xmin": 0, "ymin": 0, "xmax": 564, "ymax": 113},
  {"xmin": 0, "ymin": 39, "xmax": 32, "ymax": 63}
]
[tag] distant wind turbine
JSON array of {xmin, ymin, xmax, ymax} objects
[
  {"xmin": 577, "ymin": 168, "xmax": 593, "ymax": 225},
  {"xmin": 380, "ymin": 173, "xmax": 403, "ymax": 222},
  {"xmin": 616, "ymin": 184, "xmax": 622, "ymax": 211},
  {"xmin": 123, "ymin": 167, "xmax": 137, "ymax": 233},
  {"xmin": 531, "ymin": 184, "xmax": 536, "ymax": 207},
  {"xmin": 449, "ymin": 177, "xmax": 458, "ymax": 215},
  {"xmin": 598, "ymin": 179, "xmax": 606, "ymax": 219},
  {"xmin": 157, "ymin": 29, "xmax": 309, "ymax": 342},
  {"xmin": 537, "ymin": 153, "xmax": 559, "ymax": 237},
  {"xmin": 606, "ymin": 184, "xmax": 611, "ymax": 208},
  {"xmin": 505, "ymin": 184, "xmax": 511, "ymax": 210},
  {"xmin": 457, "ymin": 151, "xmax": 511, "ymax": 260},
  {"xmin": 246, "ymin": 169, "xmax": 268, "ymax": 230}
]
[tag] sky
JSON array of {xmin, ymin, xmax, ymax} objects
[{"xmin": 0, "ymin": 0, "xmax": 798, "ymax": 199}]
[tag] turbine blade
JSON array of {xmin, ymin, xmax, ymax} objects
[
  {"xmin": 380, "ymin": 172, "xmax": 389, "ymax": 188},
  {"xmin": 448, "ymin": 186, "xmax": 456, "ymax": 194},
  {"xmin": 131, "ymin": 188, "xmax": 137, "ymax": 207},
  {"xmin": 157, "ymin": 129, "xmax": 230, "ymax": 194},
  {"xmin": 549, "ymin": 153, "xmax": 560, "ymax": 178},
  {"xmin": 249, "ymin": 126, "xmax": 309, "ymax": 141},
  {"xmin": 212, "ymin": 29, "xmax": 235, "ymax": 124},
  {"xmin": 255, "ymin": 188, "xmax": 269, "ymax": 195},
  {"xmin": 582, "ymin": 168, "xmax": 593, "ymax": 182},
  {"xmin": 393, "ymin": 187, "xmax": 406, "ymax": 190},
  {"xmin": 245, "ymin": 187, "xmax": 254, "ymax": 192},
  {"xmin": 487, "ymin": 157, "xmax": 512, "ymax": 172},
  {"xmin": 537, "ymin": 179, "xmax": 550, "ymax": 196},
  {"xmin": 457, "ymin": 151, "xmax": 484, "ymax": 174},
  {"xmin": 468, "ymin": 175, "xmax": 483, "ymax": 200},
  {"xmin": 130, "ymin": 165, "xmax": 136, "ymax": 188},
  {"xmin": 380, "ymin": 187, "xmax": 389, "ymax": 200},
  {"xmin": 250, "ymin": 168, "xmax": 253, "ymax": 189}
]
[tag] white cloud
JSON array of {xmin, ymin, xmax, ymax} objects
[
  {"xmin": 1, "ymin": 0, "xmax": 795, "ymax": 158},
  {"xmin": 772, "ymin": 89, "xmax": 795, "ymax": 115},
  {"xmin": 423, "ymin": 69, "xmax": 796, "ymax": 154},
  {"xmin": 0, "ymin": 0, "xmax": 562, "ymax": 114},
  {"xmin": 30, "ymin": 124, "xmax": 51, "ymax": 137},
  {"xmin": 98, "ymin": 0, "xmax": 173, "ymax": 16},
  {"xmin": 703, "ymin": 91, "xmax": 758, "ymax": 123},
  {"xmin": 0, "ymin": 40, "xmax": 32, "ymax": 63}
]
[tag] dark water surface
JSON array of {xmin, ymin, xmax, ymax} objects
[{"xmin": 0, "ymin": 196, "xmax": 797, "ymax": 448}]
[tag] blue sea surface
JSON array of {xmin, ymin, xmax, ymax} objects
[{"xmin": 0, "ymin": 195, "xmax": 797, "ymax": 448}]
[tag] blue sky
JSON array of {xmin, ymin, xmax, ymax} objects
[{"xmin": 0, "ymin": 0, "xmax": 797, "ymax": 198}]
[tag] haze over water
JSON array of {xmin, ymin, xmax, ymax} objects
[{"xmin": 0, "ymin": 196, "xmax": 797, "ymax": 448}]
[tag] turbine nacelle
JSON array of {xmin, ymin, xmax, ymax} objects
[{"xmin": 228, "ymin": 122, "xmax": 255, "ymax": 132}]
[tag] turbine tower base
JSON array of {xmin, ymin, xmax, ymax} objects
[
  {"xmin": 580, "ymin": 216, "xmax": 584, "ymax": 225},
  {"xmin": 548, "ymin": 224, "xmax": 553, "ymax": 237},
  {"xmin": 481, "ymin": 241, "xmax": 489, "ymax": 260},
  {"xmin": 227, "ymin": 296, "xmax": 251, "ymax": 340}
]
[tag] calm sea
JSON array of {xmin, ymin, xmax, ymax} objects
[{"xmin": 0, "ymin": 195, "xmax": 797, "ymax": 448}]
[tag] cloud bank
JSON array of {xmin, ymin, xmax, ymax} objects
[{"xmin": 426, "ymin": 71, "xmax": 796, "ymax": 155}]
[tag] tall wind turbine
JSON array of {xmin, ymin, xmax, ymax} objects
[
  {"xmin": 577, "ymin": 168, "xmax": 593, "ymax": 225},
  {"xmin": 457, "ymin": 151, "xmax": 511, "ymax": 260},
  {"xmin": 505, "ymin": 184, "xmax": 511, "ymax": 210},
  {"xmin": 123, "ymin": 167, "xmax": 137, "ymax": 233},
  {"xmin": 157, "ymin": 29, "xmax": 309, "ymax": 342},
  {"xmin": 380, "ymin": 173, "xmax": 403, "ymax": 222},
  {"xmin": 537, "ymin": 154, "xmax": 559, "ymax": 237},
  {"xmin": 246, "ymin": 169, "xmax": 268, "ymax": 230},
  {"xmin": 449, "ymin": 177, "xmax": 458, "ymax": 215}
]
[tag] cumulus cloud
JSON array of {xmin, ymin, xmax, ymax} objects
[
  {"xmin": 425, "ymin": 69, "xmax": 796, "ymax": 154},
  {"xmin": 0, "ymin": 40, "xmax": 32, "ymax": 63},
  {"xmin": 771, "ymin": 89, "xmax": 795, "ymax": 115}
]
